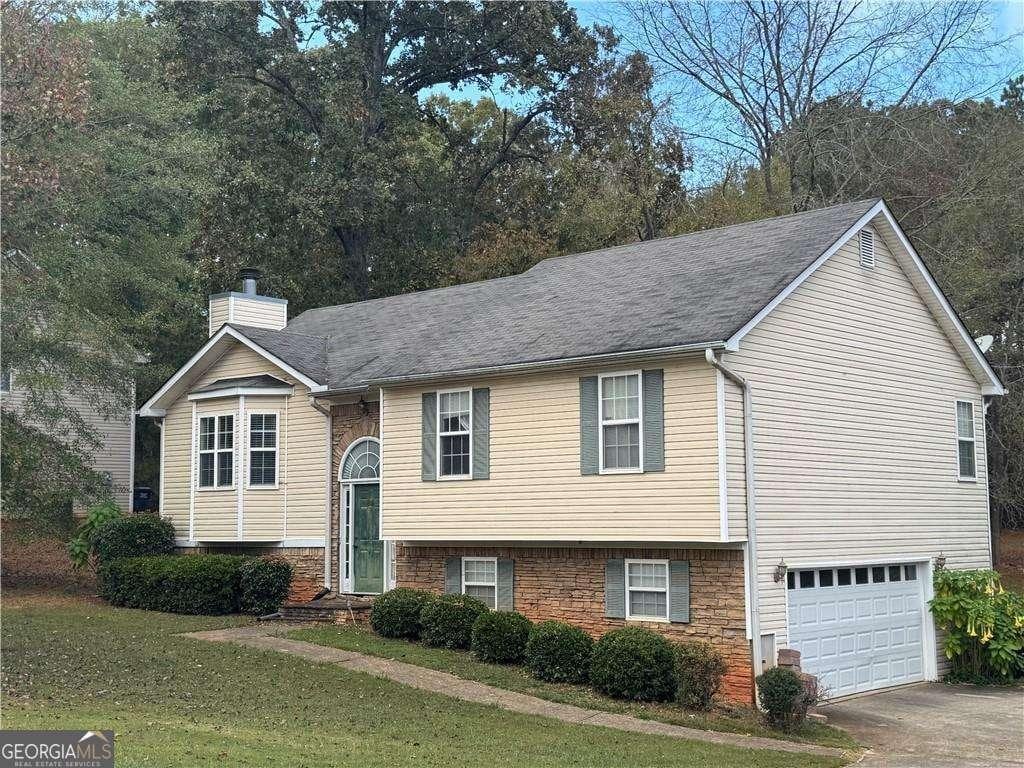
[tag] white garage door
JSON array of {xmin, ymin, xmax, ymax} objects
[{"xmin": 786, "ymin": 563, "xmax": 926, "ymax": 698}]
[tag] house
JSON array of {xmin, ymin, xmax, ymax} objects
[
  {"xmin": 139, "ymin": 200, "xmax": 1004, "ymax": 703},
  {"xmin": 2, "ymin": 367, "xmax": 136, "ymax": 514}
]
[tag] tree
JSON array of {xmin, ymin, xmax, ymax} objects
[{"xmin": 626, "ymin": 0, "xmax": 1003, "ymax": 211}]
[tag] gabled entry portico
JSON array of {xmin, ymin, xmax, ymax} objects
[{"xmin": 338, "ymin": 437, "xmax": 390, "ymax": 594}]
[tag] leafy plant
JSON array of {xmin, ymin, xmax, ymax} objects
[
  {"xmin": 471, "ymin": 611, "xmax": 532, "ymax": 664},
  {"xmin": 371, "ymin": 588, "xmax": 433, "ymax": 639},
  {"xmin": 930, "ymin": 568, "xmax": 1024, "ymax": 680},
  {"xmin": 589, "ymin": 627, "xmax": 676, "ymax": 702},
  {"xmin": 524, "ymin": 621, "xmax": 594, "ymax": 684},
  {"xmin": 239, "ymin": 558, "xmax": 294, "ymax": 615},
  {"xmin": 419, "ymin": 594, "xmax": 489, "ymax": 649},
  {"xmin": 674, "ymin": 640, "xmax": 727, "ymax": 710},
  {"xmin": 756, "ymin": 667, "xmax": 809, "ymax": 729},
  {"xmin": 67, "ymin": 501, "xmax": 121, "ymax": 569},
  {"xmin": 91, "ymin": 514, "xmax": 175, "ymax": 563}
]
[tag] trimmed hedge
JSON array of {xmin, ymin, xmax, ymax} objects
[
  {"xmin": 371, "ymin": 588, "xmax": 432, "ymax": 639},
  {"xmin": 419, "ymin": 594, "xmax": 489, "ymax": 649},
  {"xmin": 589, "ymin": 627, "xmax": 676, "ymax": 702},
  {"xmin": 92, "ymin": 514, "xmax": 175, "ymax": 563},
  {"xmin": 674, "ymin": 640, "xmax": 727, "ymax": 710},
  {"xmin": 99, "ymin": 555, "xmax": 246, "ymax": 614},
  {"xmin": 524, "ymin": 621, "xmax": 593, "ymax": 683},
  {"xmin": 239, "ymin": 558, "xmax": 293, "ymax": 615},
  {"xmin": 471, "ymin": 611, "xmax": 532, "ymax": 663},
  {"xmin": 757, "ymin": 667, "xmax": 810, "ymax": 729}
]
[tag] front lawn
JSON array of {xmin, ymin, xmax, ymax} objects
[
  {"xmin": 2, "ymin": 591, "xmax": 846, "ymax": 767},
  {"xmin": 289, "ymin": 624, "xmax": 858, "ymax": 751}
]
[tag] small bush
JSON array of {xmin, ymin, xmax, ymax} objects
[
  {"xmin": 674, "ymin": 640, "xmax": 727, "ymax": 710},
  {"xmin": 67, "ymin": 501, "xmax": 121, "ymax": 568},
  {"xmin": 92, "ymin": 514, "xmax": 175, "ymax": 564},
  {"xmin": 756, "ymin": 667, "xmax": 813, "ymax": 729},
  {"xmin": 419, "ymin": 594, "xmax": 489, "ymax": 649},
  {"xmin": 524, "ymin": 621, "xmax": 593, "ymax": 684},
  {"xmin": 589, "ymin": 627, "xmax": 676, "ymax": 701},
  {"xmin": 239, "ymin": 558, "xmax": 293, "ymax": 615},
  {"xmin": 370, "ymin": 588, "xmax": 432, "ymax": 639},
  {"xmin": 99, "ymin": 554, "xmax": 247, "ymax": 614},
  {"xmin": 471, "ymin": 611, "xmax": 533, "ymax": 663}
]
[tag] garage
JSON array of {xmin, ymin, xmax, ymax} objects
[{"xmin": 786, "ymin": 562, "xmax": 927, "ymax": 698}]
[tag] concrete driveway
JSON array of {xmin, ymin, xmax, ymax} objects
[{"xmin": 822, "ymin": 683, "xmax": 1024, "ymax": 767}]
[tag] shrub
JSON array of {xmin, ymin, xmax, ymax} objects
[
  {"xmin": 67, "ymin": 501, "xmax": 121, "ymax": 568},
  {"xmin": 930, "ymin": 568, "xmax": 1024, "ymax": 681},
  {"xmin": 419, "ymin": 594, "xmax": 489, "ymax": 649},
  {"xmin": 471, "ymin": 611, "xmax": 533, "ymax": 663},
  {"xmin": 92, "ymin": 514, "xmax": 175, "ymax": 564},
  {"xmin": 674, "ymin": 640, "xmax": 727, "ymax": 710},
  {"xmin": 589, "ymin": 627, "xmax": 676, "ymax": 701},
  {"xmin": 99, "ymin": 554, "xmax": 247, "ymax": 614},
  {"xmin": 239, "ymin": 558, "xmax": 293, "ymax": 615},
  {"xmin": 524, "ymin": 621, "xmax": 593, "ymax": 683},
  {"xmin": 756, "ymin": 667, "xmax": 814, "ymax": 729},
  {"xmin": 370, "ymin": 588, "xmax": 432, "ymax": 639}
]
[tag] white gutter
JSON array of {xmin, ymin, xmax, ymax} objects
[{"xmin": 705, "ymin": 348, "xmax": 762, "ymax": 691}]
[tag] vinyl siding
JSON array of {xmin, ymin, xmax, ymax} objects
[
  {"xmin": 381, "ymin": 357, "xmax": 722, "ymax": 541},
  {"xmin": 724, "ymin": 377, "xmax": 747, "ymax": 538},
  {"xmin": 208, "ymin": 296, "xmax": 230, "ymax": 336},
  {"xmin": 207, "ymin": 295, "xmax": 287, "ymax": 336},
  {"xmin": 2, "ymin": 382, "xmax": 134, "ymax": 512},
  {"xmin": 726, "ymin": 224, "xmax": 991, "ymax": 664},
  {"xmin": 160, "ymin": 342, "xmax": 327, "ymax": 542}
]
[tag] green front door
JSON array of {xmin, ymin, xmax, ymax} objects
[{"xmin": 352, "ymin": 484, "xmax": 383, "ymax": 594}]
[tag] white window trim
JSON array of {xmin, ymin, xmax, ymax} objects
[
  {"xmin": 461, "ymin": 556, "xmax": 497, "ymax": 609},
  {"xmin": 624, "ymin": 558, "xmax": 669, "ymax": 622},
  {"xmin": 246, "ymin": 409, "xmax": 280, "ymax": 490},
  {"xmin": 598, "ymin": 370, "xmax": 644, "ymax": 474},
  {"xmin": 196, "ymin": 411, "xmax": 236, "ymax": 491},
  {"xmin": 955, "ymin": 399, "xmax": 977, "ymax": 482},
  {"xmin": 437, "ymin": 387, "xmax": 473, "ymax": 481}
]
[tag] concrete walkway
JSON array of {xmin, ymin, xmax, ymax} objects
[{"xmin": 186, "ymin": 623, "xmax": 847, "ymax": 760}]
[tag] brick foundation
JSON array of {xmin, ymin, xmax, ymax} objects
[
  {"xmin": 177, "ymin": 545, "xmax": 325, "ymax": 602},
  {"xmin": 396, "ymin": 544, "xmax": 753, "ymax": 704}
]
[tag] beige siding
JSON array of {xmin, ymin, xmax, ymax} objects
[
  {"xmin": 727, "ymin": 224, "xmax": 991, "ymax": 658},
  {"xmin": 382, "ymin": 357, "xmax": 722, "ymax": 541},
  {"xmin": 724, "ymin": 377, "xmax": 747, "ymax": 538},
  {"xmin": 160, "ymin": 343, "xmax": 327, "ymax": 542},
  {"xmin": 208, "ymin": 296, "xmax": 230, "ymax": 336},
  {"xmin": 2, "ymin": 381, "xmax": 134, "ymax": 512},
  {"xmin": 230, "ymin": 297, "xmax": 287, "ymax": 330}
]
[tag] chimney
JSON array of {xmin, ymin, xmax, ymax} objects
[{"xmin": 208, "ymin": 267, "xmax": 288, "ymax": 336}]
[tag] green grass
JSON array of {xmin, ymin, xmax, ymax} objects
[
  {"xmin": 2, "ymin": 592, "xmax": 848, "ymax": 767},
  {"xmin": 290, "ymin": 624, "xmax": 859, "ymax": 751}
]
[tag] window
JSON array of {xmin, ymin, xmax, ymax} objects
[
  {"xmin": 956, "ymin": 400, "xmax": 976, "ymax": 480},
  {"xmin": 249, "ymin": 412, "xmax": 278, "ymax": 487},
  {"xmin": 871, "ymin": 566, "xmax": 886, "ymax": 583},
  {"xmin": 799, "ymin": 570, "xmax": 815, "ymax": 588},
  {"xmin": 600, "ymin": 372, "xmax": 642, "ymax": 472},
  {"xmin": 438, "ymin": 390, "xmax": 471, "ymax": 478},
  {"xmin": 904, "ymin": 564, "xmax": 917, "ymax": 581},
  {"xmin": 889, "ymin": 565, "xmax": 902, "ymax": 582},
  {"xmin": 859, "ymin": 229, "xmax": 875, "ymax": 268},
  {"xmin": 786, "ymin": 571, "xmax": 795, "ymax": 590},
  {"xmin": 818, "ymin": 569, "xmax": 834, "ymax": 587},
  {"xmin": 625, "ymin": 559, "xmax": 668, "ymax": 620},
  {"xmin": 198, "ymin": 414, "xmax": 233, "ymax": 488},
  {"xmin": 462, "ymin": 557, "xmax": 496, "ymax": 608},
  {"xmin": 855, "ymin": 567, "xmax": 869, "ymax": 585},
  {"xmin": 837, "ymin": 568, "xmax": 852, "ymax": 586}
]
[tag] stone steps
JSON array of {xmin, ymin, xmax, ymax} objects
[{"xmin": 279, "ymin": 593, "xmax": 375, "ymax": 624}]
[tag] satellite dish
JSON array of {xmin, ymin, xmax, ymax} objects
[{"xmin": 975, "ymin": 335, "xmax": 994, "ymax": 353}]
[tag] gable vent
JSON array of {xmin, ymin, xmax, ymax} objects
[{"xmin": 858, "ymin": 229, "xmax": 875, "ymax": 269}]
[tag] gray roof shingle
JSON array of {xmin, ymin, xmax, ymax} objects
[{"xmin": 239, "ymin": 199, "xmax": 879, "ymax": 391}]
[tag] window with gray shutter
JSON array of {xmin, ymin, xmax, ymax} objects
[
  {"xmin": 444, "ymin": 556, "xmax": 461, "ymax": 594},
  {"xmin": 422, "ymin": 392, "xmax": 437, "ymax": 481},
  {"xmin": 496, "ymin": 559, "xmax": 514, "ymax": 610},
  {"xmin": 579, "ymin": 376, "xmax": 599, "ymax": 475},
  {"xmin": 669, "ymin": 560, "xmax": 690, "ymax": 623},
  {"xmin": 604, "ymin": 558, "xmax": 625, "ymax": 618},
  {"xmin": 642, "ymin": 369, "xmax": 664, "ymax": 472},
  {"xmin": 472, "ymin": 388, "xmax": 490, "ymax": 479}
]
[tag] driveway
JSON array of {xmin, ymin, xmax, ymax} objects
[{"xmin": 822, "ymin": 683, "xmax": 1024, "ymax": 767}]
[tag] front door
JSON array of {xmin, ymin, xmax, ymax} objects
[{"xmin": 351, "ymin": 484, "xmax": 383, "ymax": 594}]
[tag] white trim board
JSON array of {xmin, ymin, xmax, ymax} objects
[
  {"xmin": 139, "ymin": 324, "xmax": 325, "ymax": 417},
  {"xmin": 174, "ymin": 537, "xmax": 326, "ymax": 548},
  {"xmin": 724, "ymin": 199, "xmax": 1004, "ymax": 396}
]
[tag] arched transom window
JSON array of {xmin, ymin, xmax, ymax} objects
[{"xmin": 340, "ymin": 437, "xmax": 380, "ymax": 481}]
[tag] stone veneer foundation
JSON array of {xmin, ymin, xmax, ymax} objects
[
  {"xmin": 177, "ymin": 545, "xmax": 325, "ymax": 602},
  {"xmin": 396, "ymin": 544, "xmax": 753, "ymax": 704}
]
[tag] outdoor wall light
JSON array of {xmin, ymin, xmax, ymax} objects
[
  {"xmin": 773, "ymin": 559, "xmax": 788, "ymax": 583},
  {"xmin": 935, "ymin": 552, "xmax": 947, "ymax": 570}
]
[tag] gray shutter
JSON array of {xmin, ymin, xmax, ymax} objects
[
  {"xmin": 421, "ymin": 392, "xmax": 437, "ymax": 481},
  {"xmin": 604, "ymin": 558, "xmax": 625, "ymax": 618},
  {"xmin": 444, "ymin": 556, "xmax": 461, "ymax": 594},
  {"xmin": 496, "ymin": 559, "xmax": 514, "ymax": 610},
  {"xmin": 642, "ymin": 369, "xmax": 665, "ymax": 472},
  {"xmin": 472, "ymin": 388, "xmax": 490, "ymax": 480},
  {"xmin": 669, "ymin": 560, "xmax": 690, "ymax": 623},
  {"xmin": 580, "ymin": 376, "xmax": 599, "ymax": 475}
]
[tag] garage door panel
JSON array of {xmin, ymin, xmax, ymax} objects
[{"xmin": 787, "ymin": 562, "xmax": 926, "ymax": 697}]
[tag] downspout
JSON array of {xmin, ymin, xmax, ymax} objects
[{"xmin": 705, "ymin": 348, "xmax": 762, "ymax": 696}]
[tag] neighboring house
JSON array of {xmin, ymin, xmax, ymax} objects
[
  {"xmin": 1, "ymin": 367, "xmax": 136, "ymax": 513},
  {"xmin": 139, "ymin": 200, "xmax": 1004, "ymax": 703}
]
